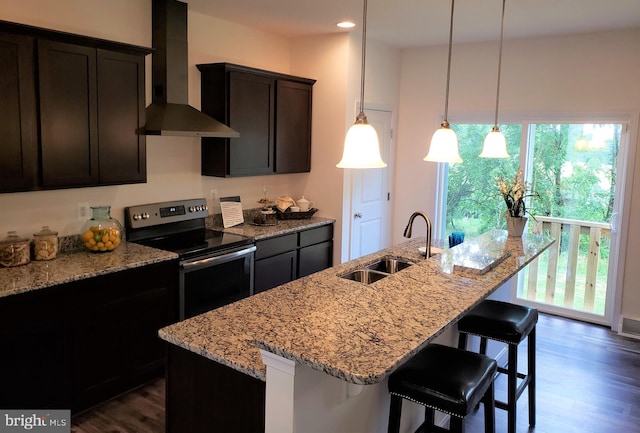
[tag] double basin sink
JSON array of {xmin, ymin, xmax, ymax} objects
[{"xmin": 341, "ymin": 257, "xmax": 413, "ymax": 284}]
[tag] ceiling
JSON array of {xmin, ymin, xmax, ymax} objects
[{"xmin": 186, "ymin": 0, "xmax": 640, "ymax": 48}]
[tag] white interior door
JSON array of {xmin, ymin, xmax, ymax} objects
[{"xmin": 349, "ymin": 109, "xmax": 393, "ymax": 260}]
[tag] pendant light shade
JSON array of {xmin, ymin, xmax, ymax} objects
[
  {"xmin": 480, "ymin": 0, "xmax": 510, "ymax": 159},
  {"xmin": 480, "ymin": 126, "xmax": 508, "ymax": 158},
  {"xmin": 337, "ymin": 113, "xmax": 387, "ymax": 168},
  {"xmin": 424, "ymin": 121, "xmax": 462, "ymax": 163},
  {"xmin": 336, "ymin": 0, "xmax": 387, "ymax": 169},
  {"xmin": 424, "ymin": 0, "xmax": 462, "ymax": 164}
]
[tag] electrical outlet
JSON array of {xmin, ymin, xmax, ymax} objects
[
  {"xmin": 77, "ymin": 202, "xmax": 90, "ymax": 219},
  {"xmin": 210, "ymin": 189, "xmax": 218, "ymax": 201}
]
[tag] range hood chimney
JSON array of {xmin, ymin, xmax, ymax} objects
[{"xmin": 145, "ymin": 0, "xmax": 239, "ymax": 137}]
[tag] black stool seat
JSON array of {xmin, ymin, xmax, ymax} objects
[
  {"xmin": 388, "ymin": 344, "xmax": 497, "ymax": 433},
  {"xmin": 457, "ymin": 300, "xmax": 538, "ymax": 344}
]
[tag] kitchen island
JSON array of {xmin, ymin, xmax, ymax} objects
[{"xmin": 159, "ymin": 229, "xmax": 554, "ymax": 433}]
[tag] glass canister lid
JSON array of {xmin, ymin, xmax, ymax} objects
[
  {"xmin": 1, "ymin": 231, "xmax": 29, "ymax": 244},
  {"xmin": 34, "ymin": 226, "xmax": 58, "ymax": 237}
]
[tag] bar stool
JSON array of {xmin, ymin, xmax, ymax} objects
[
  {"xmin": 457, "ymin": 300, "xmax": 538, "ymax": 433},
  {"xmin": 387, "ymin": 344, "xmax": 497, "ymax": 433}
]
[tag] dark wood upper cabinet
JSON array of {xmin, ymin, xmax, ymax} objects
[
  {"xmin": 97, "ymin": 49, "xmax": 146, "ymax": 185},
  {"xmin": 0, "ymin": 20, "xmax": 150, "ymax": 192},
  {"xmin": 38, "ymin": 40, "xmax": 100, "ymax": 188},
  {"xmin": 276, "ymin": 80, "xmax": 313, "ymax": 173},
  {"xmin": 198, "ymin": 63, "xmax": 315, "ymax": 177},
  {"xmin": 228, "ymin": 71, "xmax": 275, "ymax": 176},
  {"xmin": 0, "ymin": 32, "xmax": 38, "ymax": 192}
]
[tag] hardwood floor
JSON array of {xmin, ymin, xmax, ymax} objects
[
  {"xmin": 70, "ymin": 313, "xmax": 640, "ymax": 433},
  {"xmin": 71, "ymin": 379, "xmax": 165, "ymax": 433},
  {"xmin": 466, "ymin": 313, "xmax": 640, "ymax": 433}
]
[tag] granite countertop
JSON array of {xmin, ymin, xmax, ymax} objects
[
  {"xmin": 208, "ymin": 216, "xmax": 335, "ymax": 240},
  {"xmin": 0, "ymin": 242, "xmax": 178, "ymax": 299},
  {"xmin": 159, "ymin": 229, "xmax": 555, "ymax": 384},
  {"xmin": 0, "ymin": 216, "xmax": 332, "ymax": 300}
]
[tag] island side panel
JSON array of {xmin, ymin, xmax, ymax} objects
[{"xmin": 166, "ymin": 344, "xmax": 266, "ymax": 433}]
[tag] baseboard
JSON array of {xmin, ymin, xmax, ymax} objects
[{"xmin": 619, "ymin": 316, "xmax": 640, "ymax": 340}]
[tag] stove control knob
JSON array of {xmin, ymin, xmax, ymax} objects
[
  {"xmin": 189, "ymin": 206, "xmax": 195, "ymax": 212},
  {"xmin": 202, "ymin": 204, "xmax": 208, "ymax": 211},
  {"xmin": 197, "ymin": 205, "xmax": 203, "ymax": 211},
  {"xmin": 133, "ymin": 213, "xmax": 141, "ymax": 221},
  {"xmin": 142, "ymin": 212, "xmax": 150, "ymax": 220}
]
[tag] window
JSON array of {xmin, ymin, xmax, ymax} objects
[{"xmin": 443, "ymin": 123, "xmax": 521, "ymax": 238}]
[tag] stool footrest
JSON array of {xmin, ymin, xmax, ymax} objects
[{"xmin": 493, "ymin": 370, "xmax": 532, "ymax": 411}]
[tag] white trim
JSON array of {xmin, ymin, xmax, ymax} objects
[{"xmin": 260, "ymin": 350, "xmax": 297, "ymax": 433}]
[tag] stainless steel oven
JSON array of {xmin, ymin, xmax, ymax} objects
[
  {"xmin": 125, "ymin": 198, "xmax": 255, "ymax": 320},
  {"xmin": 179, "ymin": 242, "xmax": 255, "ymax": 319}
]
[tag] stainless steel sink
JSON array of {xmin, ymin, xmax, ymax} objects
[
  {"xmin": 340, "ymin": 257, "xmax": 413, "ymax": 284},
  {"xmin": 341, "ymin": 269, "xmax": 389, "ymax": 284},
  {"xmin": 365, "ymin": 258, "xmax": 412, "ymax": 274}
]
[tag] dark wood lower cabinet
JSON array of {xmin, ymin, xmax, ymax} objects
[
  {"xmin": 254, "ymin": 250, "xmax": 296, "ymax": 294},
  {"xmin": 166, "ymin": 344, "xmax": 265, "ymax": 433},
  {"xmin": 72, "ymin": 261, "xmax": 178, "ymax": 412},
  {"xmin": 0, "ymin": 259, "xmax": 178, "ymax": 413},
  {"xmin": 0, "ymin": 285, "xmax": 72, "ymax": 409},
  {"xmin": 254, "ymin": 224, "xmax": 334, "ymax": 293},
  {"xmin": 299, "ymin": 240, "xmax": 333, "ymax": 278}
]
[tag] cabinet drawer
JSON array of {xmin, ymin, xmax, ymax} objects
[
  {"xmin": 255, "ymin": 233, "xmax": 297, "ymax": 260},
  {"xmin": 299, "ymin": 225, "xmax": 333, "ymax": 248}
]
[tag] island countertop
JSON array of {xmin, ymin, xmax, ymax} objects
[{"xmin": 158, "ymin": 229, "xmax": 554, "ymax": 384}]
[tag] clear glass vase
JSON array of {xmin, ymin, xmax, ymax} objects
[{"xmin": 81, "ymin": 206, "xmax": 123, "ymax": 253}]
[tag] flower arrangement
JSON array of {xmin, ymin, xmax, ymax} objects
[{"xmin": 496, "ymin": 169, "xmax": 537, "ymax": 218}]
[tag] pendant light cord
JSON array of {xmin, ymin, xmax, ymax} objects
[
  {"xmin": 443, "ymin": 0, "xmax": 455, "ymax": 124},
  {"xmin": 358, "ymin": 0, "xmax": 368, "ymax": 117},
  {"xmin": 493, "ymin": 0, "xmax": 506, "ymax": 127}
]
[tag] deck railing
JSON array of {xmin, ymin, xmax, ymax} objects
[{"xmin": 527, "ymin": 216, "xmax": 611, "ymax": 313}]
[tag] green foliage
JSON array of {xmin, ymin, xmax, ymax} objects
[
  {"xmin": 446, "ymin": 123, "xmax": 620, "ymax": 238},
  {"xmin": 446, "ymin": 124, "xmax": 521, "ymax": 237}
]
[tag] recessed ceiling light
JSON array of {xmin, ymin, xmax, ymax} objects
[{"xmin": 337, "ymin": 21, "xmax": 356, "ymax": 29}]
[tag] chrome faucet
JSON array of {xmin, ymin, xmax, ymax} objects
[{"xmin": 403, "ymin": 211, "xmax": 432, "ymax": 258}]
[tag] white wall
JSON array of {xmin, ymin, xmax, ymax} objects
[{"xmin": 395, "ymin": 29, "xmax": 640, "ymax": 321}]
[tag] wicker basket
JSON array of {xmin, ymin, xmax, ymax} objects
[{"xmin": 274, "ymin": 207, "xmax": 318, "ymax": 220}]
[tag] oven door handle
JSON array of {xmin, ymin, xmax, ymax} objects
[{"xmin": 181, "ymin": 245, "xmax": 256, "ymax": 271}]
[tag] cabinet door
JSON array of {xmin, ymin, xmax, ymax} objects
[
  {"xmin": 38, "ymin": 40, "xmax": 99, "ymax": 187},
  {"xmin": 0, "ymin": 33, "xmax": 38, "ymax": 192},
  {"xmin": 72, "ymin": 261, "xmax": 178, "ymax": 412},
  {"xmin": 0, "ymin": 286, "xmax": 71, "ymax": 409},
  {"xmin": 255, "ymin": 251, "xmax": 297, "ymax": 293},
  {"xmin": 97, "ymin": 49, "xmax": 146, "ymax": 184},
  {"xmin": 275, "ymin": 80, "xmax": 313, "ymax": 173},
  {"xmin": 228, "ymin": 71, "xmax": 275, "ymax": 176},
  {"xmin": 299, "ymin": 241, "xmax": 333, "ymax": 278}
]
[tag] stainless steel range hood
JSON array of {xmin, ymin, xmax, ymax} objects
[{"xmin": 145, "ymin": 0, "xmax": 239, "ymax": 138}]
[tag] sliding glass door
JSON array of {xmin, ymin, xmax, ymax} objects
[{"xmin": 443, "ymin": 120, "xmax": 629, "ymax": 326}]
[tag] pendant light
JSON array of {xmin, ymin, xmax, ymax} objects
[
  {"xmin": 337, "ymin": 0, "xmax": 387, "ymax": 169},
  {"xmin": 479, "ymin": 0, "xmax": 510, "ymax": 158},
  {"xmin": 424, "ymin": 0, "xmax": 462, "ymax": 163}
]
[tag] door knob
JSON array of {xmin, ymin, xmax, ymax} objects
[{"xmin": 354, "ymin": 212, "xmax": 363, "ymax": 219}]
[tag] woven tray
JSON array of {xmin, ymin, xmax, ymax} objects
[{"xmin": 274, "ymin": 207, "xmax": 318, "ymax": 220}]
